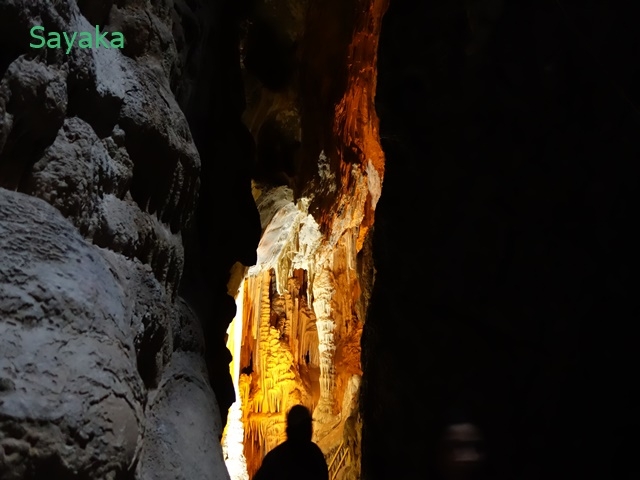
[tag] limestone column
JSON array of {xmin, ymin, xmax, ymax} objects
[{"xmin": 312, "ymin": 266, "xmax": 336, "ymax": 418}]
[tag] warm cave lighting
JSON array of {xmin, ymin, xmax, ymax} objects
[
  {"xmin": 222, "ymin": 281, "xmax": 249, "ymax": 480},
  {"xmin": 220, "ymin": 203, "xmax": 367, "ymax": 479},
  {"xmin": 220, "ymin": 1, "xmax": 387, "ymax": 478}
]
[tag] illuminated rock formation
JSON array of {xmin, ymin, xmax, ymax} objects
[{"xmin": 221, "ymin": 1, "xmax": 388, "ymax": 478}]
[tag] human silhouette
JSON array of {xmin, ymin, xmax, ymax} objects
[{"xmin": 253, "ymin": 405, "xmax": 329, "ymax": 480}]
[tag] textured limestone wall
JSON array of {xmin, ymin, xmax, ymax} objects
[{"xmin": 0, "ymin": 0, "xmax": 243, "ymax": 478}]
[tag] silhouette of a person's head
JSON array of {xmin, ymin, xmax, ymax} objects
[{"xmin": 286, "ymin": 405, "xmax": 313, "ymax": 443}]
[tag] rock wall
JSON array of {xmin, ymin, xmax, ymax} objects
[{"xmin": 0, "ymin": 0, "xmax": 258, "ymax": 478}]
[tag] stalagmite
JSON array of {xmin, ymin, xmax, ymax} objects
[{"xmin": 312, "ymin": 267, "xmax": 338, "ymax": 418}]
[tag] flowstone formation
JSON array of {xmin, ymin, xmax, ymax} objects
[
  {"xmin": 221, "ymin": 1, "xmax": 388, "ymax": 479},
  {"xmin": 224, "ymin": 188, "xmax": 369, "ymax": 480},
  {"xmin": 0, "ymin": 0, "xmax": 249, "ymax": 479}
]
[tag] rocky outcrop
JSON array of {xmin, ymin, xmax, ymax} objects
[
  {"xmin": 137, "ymin": 301, "xmax": 230, "ymax": 480},
  {"xmin": 0, "ymin": 0, "xmax": 256, "ymax": 478},
  {"xmin": 0, "ymin": 189, "xmax": 146, "ymax": 479}
]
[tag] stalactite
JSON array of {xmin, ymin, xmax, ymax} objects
[
  {"xmin": 236, "ymin": 176, "xmax": 374, "ymax": 476},
  {"xmin": 235, "ymin": 225, "xmax": 364, "ymax": 478}
]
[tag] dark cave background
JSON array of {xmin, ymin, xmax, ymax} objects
[
  {"xmin": 178, "ymin": 0, "xmax": 261, "ymax": 425},
  {"xmin": 362, "ymin": 0, "xmax": 639, "ymax": 479},
  {"xmin": 176, "ymin": 0, "xmax": 639, "ymax": 478}
]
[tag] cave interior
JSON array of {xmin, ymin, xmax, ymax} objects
[{"xmin": 0, "ymin": 0, "xmax": 638, "ymax": 479}]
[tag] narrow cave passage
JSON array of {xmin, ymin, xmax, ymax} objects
[
  {"xmin": 219, "ymin": 1, "xmax": 387, "ymax": 479},
  {"xmin": 221, "ymin": 1, "xmax": 639, "ymax": 479}
]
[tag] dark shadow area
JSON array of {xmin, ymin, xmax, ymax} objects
[
  {"xmin": 177, "ymin": 0, "xmax": 262, "ymax": 426},
  {"xmin": 244, "ymin": 18, "xmax": 298, "ymax": 92},
  {"xmin": 362, "ymin": 0, "xmax": 639, "ymax": 479}
]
